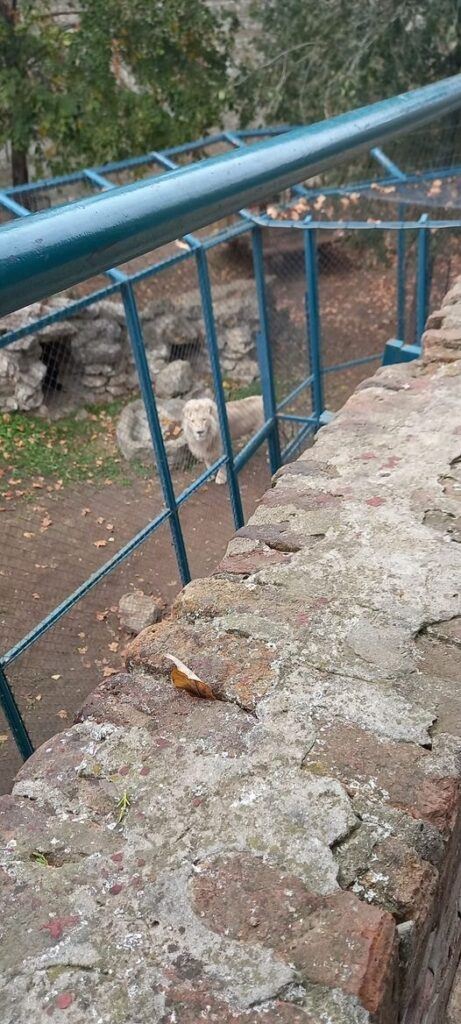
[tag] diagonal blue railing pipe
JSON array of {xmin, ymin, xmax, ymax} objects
[{"xmin": 1, "ymin": 75, "xmax": 461, "ymax": 317}]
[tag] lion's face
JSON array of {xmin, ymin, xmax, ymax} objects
[{"xmin": 182, "ymin": 398, "xmax": 217, "ymax": 443}]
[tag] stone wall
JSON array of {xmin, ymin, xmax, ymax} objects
[
  {"xmin": 0, "ymin": 279, "xmax": 264, "ymax": 416},
  {"xmin": 1, "ymin": 283, "xmax": 461, "ymax": 1023}
]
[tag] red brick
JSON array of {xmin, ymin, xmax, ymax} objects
[
  {"xmin": 192, "ymin": 853, "xmax": 396, "ymax": 1014},
  {"xmin": 304, "ymin": 722, "xmax": 459, "ymax": 834},
  {"xmin": 126, "ymin": 619, "xmax": 276, "ymax": 710}
]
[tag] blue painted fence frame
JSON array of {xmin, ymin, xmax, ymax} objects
[{"xmin": 1, "ymin": 77, "xmax": 461, "ymax": 758}]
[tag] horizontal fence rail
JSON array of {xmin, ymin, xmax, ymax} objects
[
  {"xmin": 1, "ymin": 76, "xmax": 461, "ymax": 767},
  {"xmin": 1, "ymin": 75, "xmax": 461, "ymax": 316}
]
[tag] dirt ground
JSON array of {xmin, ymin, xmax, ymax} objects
[
  {"xmin": 0, "ymin": 454, "xmax": 272, "ymax": 792},
  {"xmin": 1, "ymin": 235, "xmax": 460, "ymax": 793}
]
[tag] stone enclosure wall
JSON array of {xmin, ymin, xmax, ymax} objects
[
  {"xmin": 1, "ymin": 282, "xmax": 461, "ymax": 1023},
  {"xmin": 0, "ymin": 279, "xmax": 264, "ymax": 418}
]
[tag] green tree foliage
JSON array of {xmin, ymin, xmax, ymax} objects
[
  {"xmin": 0, "ymin": 0, "xmax": 235, "ymax": 184},
  {"xmin": 238, "ymin": 0, "xmax": 461, "ymax": 125}
]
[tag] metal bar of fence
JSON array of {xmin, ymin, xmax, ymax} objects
[
  {"xmin": 234, "ymin": 420, "xmax": 275, "ymax": 473},
  {"xmin": 83, "ymin": 169, "xmax": 115, "ymax": 191},
  {"xmin": 0, "ymin": 281, "xmax": 123, "ymax": 349},
  {"xmin": 120, "ymin": 280, "xmax": 191, "ymax": 585},
  {"xmin": 194, "ymin": 245, "xmax": 244, "ymax": 529},
  {"xmin": 0, "ymin": 193, "xmax": 30, "ymax": 217},
  {"xmin": 282, "ymin": 422, "xmax": 317, "ymax": 463},
  {"xmin": 4, "ymin": 171, "xmax": 87, "ymax": 196},
  {"xmin": 2, "ymin": 76, "xmax": 461, "ymax": 316},
  {"xmin": 416, "ymin": 214, "xmax": 430, "ymax": 344},
  {"xmin": 371, "ymin": 146, "xmax": 408, "ymax": 180},
  {"xmin": 1, "ymin": 209, "xmax": 456, "ymax": 352},
  {"xmin": 0, "ymin": 667, "xmax": 34, "ymax": 759},
  {"xmin": 0, "ymin": 222, "xmax": 254, "ymax": 351},
  {"xmin": 250, "ymin": 216, "xmax": 461, "ymax": 231},
  {"xmin": 278, "ymin": 413, "xmax": 317, "ymax": 424},
  {"xmin": 0, "ymin": 452, "xmax": 231, "ymax": 679},
  {"xmin": 304, "ymin": 228, "xmax": 325, "ymax": 422},
  {"xmin": 1, "ymin": 508, "xmax": 171, "ymax": 669},
  {"xmin": 397, "ymin": 205, "xmax": 407, "ymax": 340},
  {"xmin": 323, "ymin": 353, "xmax": 382, "ymax": 374},
  {"xmin": 3, "ymin": 140, "xmax": 459, "ymax": 206},
  {"xmin": 176, "ymin": 457, "xmax": 227, "ymax": 505},
  {"xmin": 277, "ymin": 376, "xmax": 315, "ymax": 412},
  {"xmin": 289, "ymin": 161, "xmax": 461, "ymax": 201},
  {"xmin": 251, "ymin": 225, "xmax": 282, "ymax": 474},
  {"xmin": 150, "ymin": 151, "xmax": 178, "ymax": 172}
]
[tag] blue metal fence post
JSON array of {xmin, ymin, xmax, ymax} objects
[
  {"xmin": 397, "ymin": 204, "xmax": 406, "ymax": 341},
  {"xmin": 250, "ymin": 225, "xmax": 282, "ymax": 475},
  {"xmin": 416, "ymin": 213, "xmax": 430, "ymax": 345},
  {"xmin": 120, "ymin": 280, "xmax": 191, "ymax": 585},
  {"xmin": 304, "ymin": 227, "xmax": 325, "ymax": 422},
  {"xmin": 0, "ymin": 665, "xmax": 34, "ymax": 760},
  {"xmin": 194, "ymin": 246, "xmax": 244, "ymax": 530}
]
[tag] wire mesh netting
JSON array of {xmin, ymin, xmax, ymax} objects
[{"xmin": 1, "ymin": 123, "xmax": 461, "ymax": 792}]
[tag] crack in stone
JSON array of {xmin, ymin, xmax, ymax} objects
[
  {"xmin": 414, "ymin": 614, "xmax": 461, "ymax": 641},
  {"xmin": 246, "ymin": 980, "xmax": 307, "ymax": 1009}
]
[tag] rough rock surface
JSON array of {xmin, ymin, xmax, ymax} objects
[
  {"xmin": 1, "ymin": 286, "xmax": 461, "ymax": 1023},
  {"xmin": 116, "ymin": 396, "xmax": 189, "ymax": 466},
  {"xmin": 155, "ymin": 359, "xmax": 193, "ymax": 398},
  {"xmin": 118, "ymin": 590, "xmax": 164, "ymax": 634}
]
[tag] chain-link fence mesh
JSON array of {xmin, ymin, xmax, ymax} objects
[{"xmin": 1, "ymin": 125, "xmax": 461, "ymax": 792}]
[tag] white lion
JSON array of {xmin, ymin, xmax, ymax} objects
[{"xmin": 182, "ymin": 395, "xmax": 264, "ymax": 484}]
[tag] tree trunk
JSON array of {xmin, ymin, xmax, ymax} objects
[
  {"xmin": 11, "ymin": 145, "xmax": 29, "ymax": 187},
  {"xmin": 0, "ymin": 1, "xmax": 29, "ymax": 187}
]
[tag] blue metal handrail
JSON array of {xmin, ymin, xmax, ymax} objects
[{"xmin": 1, "ymin": 75, "xmax": 461, "ymax": 316}]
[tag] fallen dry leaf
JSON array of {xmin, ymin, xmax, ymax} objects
[
  {"xmin": 23, "ymin": 532, "xmax": 35, "ymax": 539},
  {"xmin": 51, "ymin": 674, "xmax": 61, "ymax": 681},
  {"xmin": 103, "ymin": 666, "xmax": 119, "ymax": 678},
  {"xmin": 94, "ymin": 539, "xmax": 107, "ymax": 548},
  {"xmin": 108, "ymin": 641, "xmax": 119, "ymax": 653},
  {"xmin": 81, "ymin": 507, "xmax": 91, "ymax": 517},
  {"xmin": 96, "ymin": 516, "xmax": 105, "ymax": 525},
  {"xmin": 57, "ymin": 710, "xmax": 68, "ymax": 720},
  {"xmin": 40, "ymin": 515, "xmax": 52, "ymax": 531},
  {"xmin": 0, "ymin": 733, "xmax": 8, "ymax": 746},
  {"xmin": 165, "ymin": 654, "xmax": 216, "ymax": 700},
  {"xmin": 96, "ymin": 610, "xmax": 108, "ymax": 621}
]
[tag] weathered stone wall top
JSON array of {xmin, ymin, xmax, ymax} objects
[{"xmin": 1, "ymin": 283, "xmax": 461, "ymax": 1023}]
